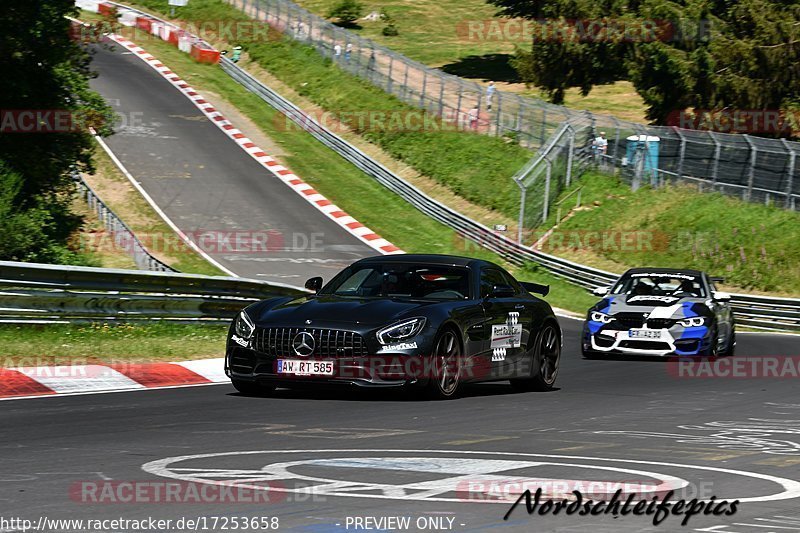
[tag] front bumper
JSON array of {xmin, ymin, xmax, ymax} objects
[
  {"xmin": 226, "ymin": 345, "xmax": 434, "ymax": 388},
  {"xmin": 582, "ymin": 322, "xmax": 712, "ymax": 357}
]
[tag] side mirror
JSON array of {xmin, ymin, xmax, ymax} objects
[
  {"xmin": 712, "ymin": 291, "xmax": 731, "ymax": 302},
  {"xmin": 489, "ymin": 284, "xmax": 516, "ymax": 299},
  {"xmin": 591, "ymin": 286, "xmax": 610, "ymax": 297},
  {"xmin": 305, "ymin": 276, "xmax": 323, "ymax": 293}
]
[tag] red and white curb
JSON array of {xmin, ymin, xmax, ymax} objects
[
  {"xmin": 108, "ymin": 34, "xmax": 403, "ymax": 256},
  {"xmin": 0, "ymin": 358, "xmax": 226, "ymax": 400}
]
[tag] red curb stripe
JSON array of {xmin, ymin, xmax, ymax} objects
[
  {"xmin": 302, "ymin": 188, "xmax": 318, "ymax": 196},
  {"xmin": 232, "ymin": 133, "xmax": 245, "ymax": 139},
  {"xmin": 222, "ymin": 124, "xmax": 234, "ymax": 130},
  {"xmin": 381, "ymin": 245, "xmax": 401, "ymax": 252},
  {"xmin": 362, "ymin": 233, "xmax": 380, "ymax": 241},
  {"xmin": 330, "ymin": 210, "xmax": 346, "ymax": 218},
  {"xmin": 253, "ymin": 151, "xmax": 267, "ymax": 157},
  {"xmin": 111, "ymin": 363, "xmax": 210, "ymax": 388},
  {"xmin": 0, "ymin": 369, "xmax": 55, "ymax": 398},
  {"xmin": 277, "ymin": 169, "xmax": 293, "ymax": 176},
  {"xmin": 265, "ymin": 160, "xmax": 279, "ymax": 166},
  {"xmin": 346, "ymin": 222, "xmax": 363, "ymax": 229},
  {"xmin": 316, "ymin": 199, "xmax": 332, "ymax": 207},
  {"xmin": 243, "ymin": 142, "xmax": 256, "ymax": 148},
  {"xmin": 289, "ymin": 179, "xmax": 302, "ymax": 185}
]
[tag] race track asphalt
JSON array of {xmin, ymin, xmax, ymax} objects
[
  {"xmin": 88, "ymin": 43, "xmax": 376, "ymax": 284},
  {"xmin": 2, "ymin": 317, "xmax": 798, "ymax": 532}
]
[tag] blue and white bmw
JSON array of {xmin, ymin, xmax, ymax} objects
[{"xmin": 582, "ymin": 268, "xmax": 735, "ymax": 358}]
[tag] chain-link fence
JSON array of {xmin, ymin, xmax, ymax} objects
[{"xmin": 227, "ymin": 0, "xmax": 800, "ymax": 209}]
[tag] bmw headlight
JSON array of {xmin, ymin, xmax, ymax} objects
[
  {"xmin": 234, "ymin": 310, "xmax": 255, "ymax": 339},
  {"xmin": 376, "ymin": 317, "xmax": 426, "ymax": 344},
  {"xmin": 590, "ymin": 311, "xmax": 615, "ymax": 324},
  {"xmin": 678, "ymin": 316, "xmax": 706, "ymax": 328}
]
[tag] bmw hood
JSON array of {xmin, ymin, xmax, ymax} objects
[
  {"xmin": 251, "ymin": 295, "xmax": 436, "ymax": 327},
  {"xmin": 596, "ymin": 294, "xmax": 710, "ymax": 319}
]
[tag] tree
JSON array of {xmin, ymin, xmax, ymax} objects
[
  {"xmin": 0, "ymin": 0, "xmax": 112, "ymax": 262},
  {"xmin": 488, "ymin": 0, "xmax": 800, "ymax": 128},
  {"xmin": 326, "ymin": 0, "xmax": 365, "ymax": 26}
]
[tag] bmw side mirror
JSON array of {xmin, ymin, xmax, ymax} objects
[
  {"xmin": 305, "ymin": 276, "xmax": 323, "ymax": 293},
  {"xmin": 713, "ymin": 291, "xmax": 731, "ymax": 302},
  {"xmin": 489, "ymin": 284, "xmax": 515, "ymax": 299},
  {"xmin": 591, "ymin": 286, "xmax": 610, "ymax": 297}
]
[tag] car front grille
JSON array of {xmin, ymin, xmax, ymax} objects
[
  {"xmin": 252, "ymin": 327, "xmax": 369, "ymax": 358},
  {"xmin": 610, "ymin": 313, "xmax": 646, "ymax": 329},
  {"xmin": 646, "ymin": 318, "xmax": 675, "ymax": 329}
]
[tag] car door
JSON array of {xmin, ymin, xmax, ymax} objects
[{"xmin": 479, "ymin": 267, "xmax": 523, "ymax": 379}]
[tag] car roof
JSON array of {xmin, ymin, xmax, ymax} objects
[
  {"xmin": 623, "ymin": 267, "xmax": 704, "ymax": 277},
  {"xmin": 354, "ymin": 254, "xmax": 494, "ymax": 269}
]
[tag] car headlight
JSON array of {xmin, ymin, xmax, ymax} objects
[
  {"xmin": 590, "ymin": 311, "xmax": 615, "ymax": 324},
  {"xmin": 234, "ymin": 310, "xmax": 255, "ymax": 339},
  {"xmin": 376, "ymin": 317, "xmax": 426, "ymax": 344},
  {"xmin": 678, "ymin": 316, "xmax": 706, "ymax": 327}
]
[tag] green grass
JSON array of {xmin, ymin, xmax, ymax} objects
[
  {"xmin": 294, "ymin": 0, "xmax": 516, "ymax": 67},
  {"xmin": 542, "ymin": 173, "xmax": 800, "ymax": 295},
  {"xmin": 0, "ymin": 323, "xmax": 227, "ymax": 364}
]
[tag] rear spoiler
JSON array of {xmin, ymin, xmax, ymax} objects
[
  {"xmin": 521, "ymin": 281, "xmax": 550, "ymax": 297},
  {"xmin": 710, "ymin": 276, "xmax": 725, "ymax": 283}
]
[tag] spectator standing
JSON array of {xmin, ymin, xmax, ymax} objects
[
  {"xmin": 593, "ymin": 131, "xmax": 608, "ymax": 157},
  {"xmin": 345, "ymin": 42, "xmax": 353, "ymax": 61},
  {"xmin": 486, "ymin": 81, "xmax": 496, "ymax": 110},
  {"xmin": 468, "ymin": 105, "xmax": 479, "ymax": 130},
  {"xmin": 333, "ymin": 43, "xmax": 342, "ymax": 60}
]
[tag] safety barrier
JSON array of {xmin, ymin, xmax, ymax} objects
[{"xmin": 0, "ymin": 261, "xmax": 305, "ymax": 323}]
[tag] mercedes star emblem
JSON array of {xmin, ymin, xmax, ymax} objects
[{"xmin": 292, "ymin": 331, "xmax": 315, "ymax": 357}]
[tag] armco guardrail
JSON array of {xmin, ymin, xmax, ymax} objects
[
  {"xmin": 0, "ymin": 261, "xmax": 305, "ymax": 323},
  {"xmin": 79, "ymin": 1, "xmax": 800, "ymax": 332}
]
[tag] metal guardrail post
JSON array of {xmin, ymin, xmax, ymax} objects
[
  {"xmin": 709, "ymin": 131, "xmax": 721, "ymax": 187},
  {"xmin": 565, "ymin": 126, "xmax": 575, "ymax": 187},
  {"xmin": 675, "ymin": 127, "xmax": 686, "ymax": 184},
  {"xmin": 543, "ymin": 160, "xmax": 552, "ymax": 223}
]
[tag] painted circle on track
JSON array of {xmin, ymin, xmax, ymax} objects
[{"xmin": 141, "ymin": 449, "xmax": 800, "ymax": 504}]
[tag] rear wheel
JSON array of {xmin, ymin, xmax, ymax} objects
[
  {"xmin": 511, "ymin": 323, "xmax": 561, "ymax": 392},
  {"xmin": 231, "ymin": 379, "xmax": 276, "ymax": 397},
  {"xmin": 427, "ymin": 329, "xmax": 462, "ymax": 400}
]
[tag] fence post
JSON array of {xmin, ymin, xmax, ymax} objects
[
  {"xmin": 543, "ymin": 160, "xmax": 552, "ymax": 223},
  {"xmin": 565, "ymin": 126, "xmax": 575, "ymax": 187},
  {"xmin": 494, "ymin": 92, "xmax": 502, "ymax": 137},
  {"xmin": 402, "ymin": 63, "xmax": 409, "ymax": 101},
  {"xmin": 540, "ymin": 109, "xmax": 547, "ymax": 144},
  {"xmin": 744, "ymin": 135, "xmax": 757, "ymax": 201},
  {"xmin": 438, "ymin": 78, "xmax": 445, "ymax": 117},
  {"xmin": 709, "ymin": 131, "xmax": 721, "ymax": 188},
  {"xmin": 675, "ymin": 127, "xmax": 686, "ymax": 184},
  {"xmin": 456, "ymin": 82, "xmax": 463, "ymax": 125},
  {"xmin": 781, "ymin": 139, "xmax": 796, "ymax": 208},
  {"xmin": 517, "ymin": 187, "xmax": 526, "ymax": 244},
  {"xmin": 420, "ymin": 69, "xmax": 427, "ymax": 108},
  {"xmin": 387, "ymin": 54, "xmax": 394, "ymax": 93}
]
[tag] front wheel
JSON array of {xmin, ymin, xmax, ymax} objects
[
  {"xmin": 426, "ymin": 329, "xmax": 462, "ymax": 400},
  {"xmin": 231, "ymin": 379, "xmax": 276, "ymax": 397},
  {"xmin": 511, "ymin": 323, "xmax": 561, "ymax": 392}
]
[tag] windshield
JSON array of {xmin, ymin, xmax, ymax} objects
[
  {"xmin": 321, "ymin": 263, "xmax": 471, "ymax": 300},
  {"xmin": 612, "ymin": 272, "xmax": 706, "ymax": 298}
]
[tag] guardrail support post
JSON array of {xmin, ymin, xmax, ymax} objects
[
  {"xmin": 565, "ymin": 126, "xmax": 575, "ymax": 187},
  {"xmin": 675, "ymin": 127, "xmax": 686, "ymax": 186},
  {"xmin": 709, "ymin": 131, "xmax": 721, "ymax": 188},
  {"xmin": 543, "ymin": 160, "xmax": 552, "ymax": 223},
  {"xmin": 517, "ymin": 187, "xmax": 526, "ymax": 244}
]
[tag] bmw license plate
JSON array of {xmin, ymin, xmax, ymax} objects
[
  {"xmin": 277, "ymin": 359, "xmax": 334, "ymax": 376},
  {"xmin": 629, "ymin": 329, "xmax": 662, "ymax": 339}
]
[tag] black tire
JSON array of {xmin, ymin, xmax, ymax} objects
[
  {"xmin": 720, "ymin": 328, "xmax": 736, "ymax": 357},
  {"xmin": 510, "ymin": 322, "xmax": 561, "ymax": 392},
  {"xmin": 581, "ymin": 345, "xmax": 602, "ymax": 360},
  {"xmin": 699, "ymin": 325, "xmax": 720, "ymax": 359},
  {"xmin": 426, "ymin": 328, "xmax": 463, "ymax": 400},
  {"xmin": 231, "ymin": 379, "xmax": 276, "ymax": 397}
]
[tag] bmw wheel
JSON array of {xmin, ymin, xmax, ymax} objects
[{"xmin": 511, "ymin": 323, "xmax": 561, "ymax": 392}]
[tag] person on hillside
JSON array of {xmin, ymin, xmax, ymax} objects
[
  {"xmin": 345, "ymin": 42, "xmax": 353, "ymax": 61},
  {"xmin": 333, "ymin": 43, "xmax": 342, "ymax": 60},
  {"xmin": 593, "ymin": 131, "xmax": 608, "ymax": 157},
  {"xmin": 468, "ymin": 105, "xmax": 479, "ymax": 130},
  {"xmin": 486, "ymin": 81, "xmax": 496, "ymax": 110}
]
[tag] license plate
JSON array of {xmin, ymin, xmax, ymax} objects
[
  {"xmin": 276, "ymin": 359, "xmax": 334, "ymax": 376},
  {"xmin": 629, "ymin": 329, "xmax": 662, "ymax": 339}
]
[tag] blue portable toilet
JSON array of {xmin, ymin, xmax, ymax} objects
[{"xmin": 625, "ymin": 135, "xmax": 660, "ymax": 184}]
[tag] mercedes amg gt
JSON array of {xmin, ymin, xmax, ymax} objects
[
  {"xmin": 225, "ymin": 254, "xmax": 562, "ymax": 399},
  {"xmin": 582, "ymin": 268, "xmax": 735, "ymax": 358}
]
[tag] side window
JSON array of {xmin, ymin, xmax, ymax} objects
[
  {"xmin": 500, "ymin": 270, "xmax": 522, "ymax": 294},
  {"xmin": 480, "ymin": 269, "xmax": 506, "ymax": 298}
]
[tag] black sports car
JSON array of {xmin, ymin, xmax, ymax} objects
[
  {"xmin": 225, "ymin": 254, "xmax": 561, "ymax": 399},
  {"xmin": 582, "ymin": 267, "xmax": 735, "ymax": 358}
]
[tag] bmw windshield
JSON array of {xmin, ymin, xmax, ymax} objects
[
  {"xmin": 319, "ymin": 263, "xmax": 471, "ymax": 301},
  {"xmin": 611, "ymin": 272, "xmax": 706, "ymax": 298}
]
